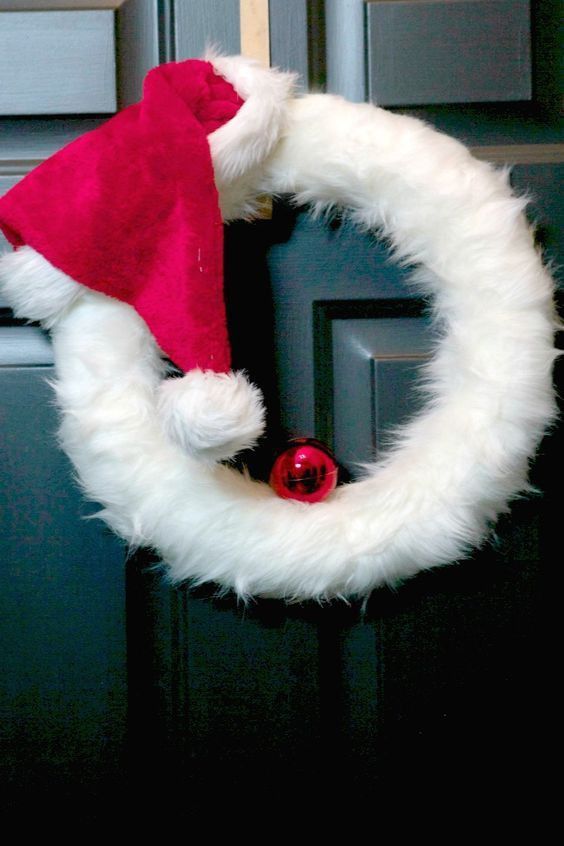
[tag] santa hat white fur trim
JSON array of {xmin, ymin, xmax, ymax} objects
[
  {"xmin": 208, "ymin": 54, "xmax": 296, "ymax": 181},
  {"xmin": 0, "ymin": 246, "xmax": 82, "ymax": 328},
  {"xmin": 207, "ymin": 53, "xmax": 297, "ymax": 220}
]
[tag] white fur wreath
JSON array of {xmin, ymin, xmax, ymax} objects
[{"xmin": 0, "ymin": 57, "xmax": 557, "ymax": 601}]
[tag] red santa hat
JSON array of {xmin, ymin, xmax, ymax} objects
[{"xmin": 0, "ymin": 55, "xmax": 295, "ymax": 460}]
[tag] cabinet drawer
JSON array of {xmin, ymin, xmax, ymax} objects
[
  {"xmin": 0, "ymin": 326, "xmax": 53, "ymax": 366},
  {"xmin": 367, "ymin": 0, "xmax": 532, "ymax": 106},
  {"xmin": 0, "ymin": 10, "xmax": 116, "ymax": 115}
]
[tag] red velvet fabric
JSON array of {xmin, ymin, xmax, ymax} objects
[{"xmin": 0, "ymin": 60, "xmax": 244, "ymax": 372}]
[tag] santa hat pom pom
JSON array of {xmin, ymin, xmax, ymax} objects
[{"xmin": 157, "ymin": 369, "xmax": 266, "ymax": 462}]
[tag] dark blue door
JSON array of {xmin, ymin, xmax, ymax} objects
[{"xmin": 1, "ymin": 0, "xmax": 561, "ymax": 816}]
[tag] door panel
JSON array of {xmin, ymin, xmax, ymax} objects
[
  {"xmin": 0, "ymin": 365, "xmax": 126, "ymax": 809},
  {"xmin": 316, "ymin": 303, "xmax": 432, "ymax": 469}
]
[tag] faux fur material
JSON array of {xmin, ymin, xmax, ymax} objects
[
  {"xmin": 0, "ymin": 246, "xmax": 82, "ymax": 328},
  {"xmin": 207, "ymin": 53, "xmax": 297, "ymax": 220},
  {"xmin": 0, "ymin": 73, "xmax": 557, "ymax": 601},
  {"xmin": 157, "ymin": 369, "xmax": 266, "ymax": 462}
]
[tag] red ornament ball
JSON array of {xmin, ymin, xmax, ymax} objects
[{"xmin": 269, "ymin": 438, "xmax": 338, "ymax": 503}]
